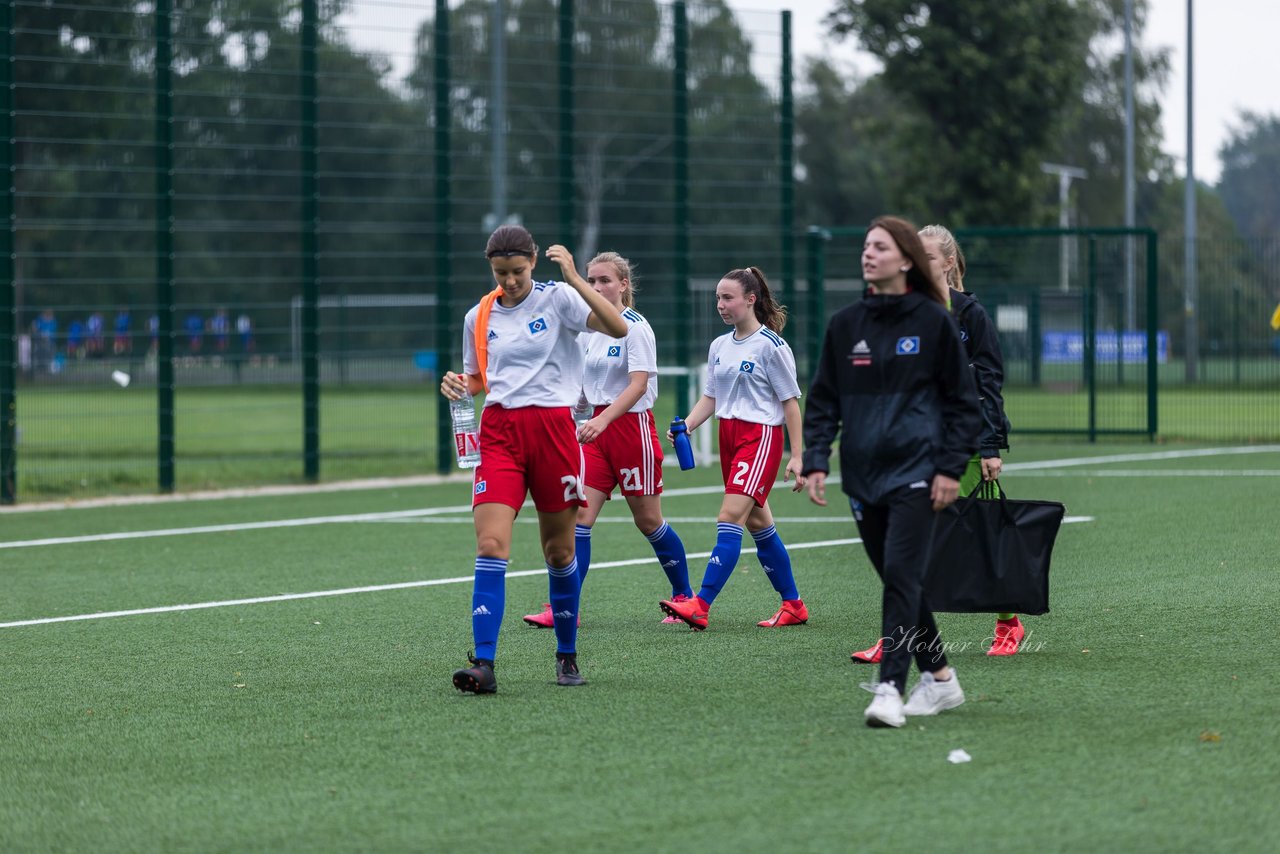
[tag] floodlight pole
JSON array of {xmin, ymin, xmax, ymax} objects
[
  {"xmin": 490, "ymin": 0, "xmax": 507, "ymax": 227},
  {"xmin": 1041, "ymin": 162, "xmax": 1087, "ymax": 293},
  {"xmin": 1123, "ymin": 0, "xmax": 1136, "ymax": 333},
  {"xmin": 1184, "ymin": 0, "xmax": 1198, "ymax": 382}
]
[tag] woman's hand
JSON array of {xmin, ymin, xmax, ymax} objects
[
  {"xmin": 784, "ymin": 456, "xmax": 806, "ymax": 492},
  {"xmin": 805, "ymin": 471, "xmax": 828, "ymax": 506},
  {"xmin": 545, "ymin": 244, "xmax": 577, "ymax": 279},
  {"xmin": 930, "ymin": 473, "xmax": 960, "ymax": 511},
  {"xmin": 981, "ymin": 456, "xmax": 1003, "ymax": 481},
  {"xmin": 577, "ymin": 415, "xmax": 608, "ymax": 444},
  {"xmin": 440, "ymin": 371, "xmax": 468, "ymax": 401}
]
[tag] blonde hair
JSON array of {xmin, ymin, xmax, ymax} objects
[
  {"xmin": 723, "ymin": 267, "xmax": 787, "ymax": 333},
  {"xmin": 587, "ymin": 251, "xmax": 638, "ymax": 308},
  {"xmin": 919, "ymin": 224, "xmax": 966, "ymax": 293}
]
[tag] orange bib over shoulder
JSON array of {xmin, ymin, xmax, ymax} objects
[{"xmin": 474, "ymin": 287, "xmax": 504, "ymax": 393}]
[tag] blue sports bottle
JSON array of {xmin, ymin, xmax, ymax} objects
[{"xmin": 670, "ymin": 417, "xmax": 696, "ymax": 471}]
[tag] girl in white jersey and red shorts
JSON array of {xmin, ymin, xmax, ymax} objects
[
  {"xmin": 523, "ymin": 252, "xmax": 693, "ymax": 628},
  {"xmin": 440, "ymin": 225, "xmax": 627, "ymax": 695},
  {"xmin": 659, "ymin": 267, "xmax": 809, "ymax": 631}
]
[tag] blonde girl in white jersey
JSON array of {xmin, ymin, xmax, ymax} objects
[
  {"xmin": 659, "ymin": 267, "xmax": 810, "ymax": 631},
  {"xmin": 522, "ymin": 252, "xmax": 694, "ymax": 628}
]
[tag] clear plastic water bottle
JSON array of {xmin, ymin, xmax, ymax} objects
[
  {"xmin": 670, "ymin": 416, "xmax": 695, "ymax": 471},
  {"xmin": 572, "ymin": 395, "xmax": 594, "ymax": 427},
  {"xmin": 450, "ymin": 388, "xmax": 481, "ymax": 468}
]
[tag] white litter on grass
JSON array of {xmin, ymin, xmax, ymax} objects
[
  {"xmin": 110, "ymin": 370, "xmax": 130, "ymax": 388},
  {"xmin": 947, "ymin": 749, "xmax": 972, "ymax": 764}
]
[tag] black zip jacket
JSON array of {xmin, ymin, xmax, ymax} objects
[
  {"xmin": 952, "ymin": 290, "xmax": 1012, "ymax": 457},
  {"xmin": 802, "ymin": 290, "xmax": 982, "ymax": 505}
]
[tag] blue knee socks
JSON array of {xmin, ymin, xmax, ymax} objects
[
  {"xmin": 471, "ymin": 557, "xmax": 508, "ymax": 661},
  {"xmin": 574, "ymin": 524, "xmax": 593, "ymax": 586},
  {"xmin": 547, "ymin": 558, "xmax": 580, "ymax": 654},
  {"xmin": 751, "ymin": 524, "xmax": 799, "ymax": 601},
  {"xmin": 645, "ymin": 521, "xmax": 693, "ymax": 598},
  {"xmin": 696, "ymin": 522, "xmax": 744, "ymax": 606}
]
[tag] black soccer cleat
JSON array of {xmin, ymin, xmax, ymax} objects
[
  {"xmin": 555, "ymin": 654, "xmax": 587, "ymax": 687},
  {"xmin": 452, "ymin": 654, "xmax": 497, "ymax": 694}
]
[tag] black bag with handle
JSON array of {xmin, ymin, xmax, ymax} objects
[{"xmin": 924, "ymin": 481, "xmax": 1065, "ymax": 615}]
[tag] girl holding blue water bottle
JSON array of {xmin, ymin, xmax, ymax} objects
[
  {"xmin": 521, "ymin": 251, "xmax": 695, "ymax": 628},
  {"xmin": 659, "ymin": 267, "xmax": 809, "ymax": 631}
]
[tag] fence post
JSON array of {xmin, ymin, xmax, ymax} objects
[
  {"xmin": 1085, "ymin": 235, "xmax": 1097, "ymax": 442},
  {"xmin": 434, "ymin": 0, "xmax": 453, "ymax": 473},
  {"xmin": 779, "ymin": 11, "xmax": 793, "ymax": 303},
  {"xmin": 805, "ymin": 227, "xmax": 830, "ymax": 380},
  {"xmin": 0, "ymin": 0, "xmax": 14, "ymax": 503},
  {"xmin": 301, "ymin": 0, "xmax": 319, "ymax": 481},
  {"xmin": 155, "ymin": 0, "xmax": 175, "ymax": 493},
  {"xmin": 672, "ymin": 1, "xmax": 690, "ymax": 408},
  {"xmin": 1145, "ymin": 230, "xmax": 1158, "ymax": 439}
]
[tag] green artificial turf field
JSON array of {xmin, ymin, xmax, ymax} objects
[{"xmin": 2, "ymin": 441, "xmax": 1278, "ymax": 851}]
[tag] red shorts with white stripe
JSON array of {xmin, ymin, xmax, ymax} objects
[
  {"xmin": 472, "ymin": 405, "xmax": 586, "ymax": 513},
  {"xmin": 582, "ymin": 407, "xmax": 665, "ymax": 498},
  {"xmin": 718, "ymin": 418, "xmax": 783, "ymax": 507}
]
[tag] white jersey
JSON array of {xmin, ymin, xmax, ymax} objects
[
  {"xmin": 580, "ymin": 307, "xmax": 658, "ymax": 412},
  {"xmin": 702, "ymin": 326, "xmax": 801, "ymax": 426},
  {"xmin": 462, "ymin": 280, "xmax": 592, "ymax": 408}
]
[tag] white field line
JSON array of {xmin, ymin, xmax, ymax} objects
[
  {"xmin": 2, "ymin": 441, "xmax": 1261, "ymax": 549},
  {"xmin": 1000, "ymin": 444, "xmax": 1280, "ymax": 471},
  {"xmin": 0, "ymin": 473, "xmax": 472, "ymax": 514},
  {"xmin": 0, "ymin": 517, "xmax": 1096, "ymax": 629},
  {"xmin": 0, "ymin": 537, "xmax": 862, "ymax": 628},
  {"xmin": 6, "ymin": 444, "xmax": 1275, "ymax": 516},
  {"xmin": 1013, "ymin": 469, "xmax": 1280, "ymax": 477}
]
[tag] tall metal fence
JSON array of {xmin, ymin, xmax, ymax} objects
[
  {"xmin": 0, "ymin": 0, "xmax": 797, "ymax": 502},
  {"xmin": 803, "ymin": 228, "xmax": 1280, "ymax": 443},
  {"xmin": 3, "ymin": 1, "xmax": 1278, "ymax": 504}
]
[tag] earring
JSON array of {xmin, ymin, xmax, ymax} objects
[{"xmin": 900, "ymin": 266, "xmax": 909, "ymax": 272}]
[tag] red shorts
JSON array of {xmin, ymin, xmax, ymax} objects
[
  {"xmin": 718, "ymin": 418, "xmax": 783, "ymax": 507},
  {"xmin": 472, "ymin": 406, "xmax": 586, "ymax": 513},
  {"xmin": 582, "ymin": 407, "xmax": 664, "ymax": 498}
]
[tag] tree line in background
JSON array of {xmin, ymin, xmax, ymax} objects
[{"xmin": 11, "ymin": 0, "xmax": 1280, "ymax": 358}]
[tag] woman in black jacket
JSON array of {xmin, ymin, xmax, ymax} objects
[{"xmin": 802, "ymin": 216, "xmax": 982, "ymax": 728}]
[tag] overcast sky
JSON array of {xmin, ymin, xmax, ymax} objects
[{"xmin": 341, "ymin": 0, "xmax": 1279, "ymax": 184}]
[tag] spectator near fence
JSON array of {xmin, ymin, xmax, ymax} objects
[
  {"xmin": 113, "ymin": 309, "xmax": 132, "ymax": 355},
  {"xmin": 184, "ymin": 311, "xmax": 204, "ymax": 355}
]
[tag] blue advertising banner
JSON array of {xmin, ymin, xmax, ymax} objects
[{"xmin": 1042, "ymin": 331, "xmax": 1169, "ymax": 364}]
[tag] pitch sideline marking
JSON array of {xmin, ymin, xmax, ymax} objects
[
  {"xmin": 0, "ymin": 518, "xmax": 1095, "ymax": 629},
  {"xmin": 5, "ymin": 439, "xmax": 1260, "ymax": 549}
]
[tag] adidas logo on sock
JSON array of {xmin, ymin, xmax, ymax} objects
[
  {"xmin": 472, "ymin": 605, "xmax": 492, "ymax": 616},
  {"xmin": 761, "ymin": 564, "xmax": 774, "ymax": 573},
  {"xmin": 662, "ymin": 559, "xmax": 680, "ymax": 568},
  {"xmin": 708, "ymin": 556, "xmax": 722, "ymax": 565},
  {"xmin": 553, "ymin": 610, "xmax": 575, "ymax": 619}
]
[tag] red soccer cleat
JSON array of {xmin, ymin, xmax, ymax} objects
[
  {"xmin": 987, "ymin": 617, "xmax": 1025, "ymax": 656},
  {"xmin": 757, "ymin": 599, "xmax": 809, "ymax": 627},
  {"xmin": 659, "ymin": 595, "xmax": 709, "ymax": 630},
  {"xmin": 661, "ymin": 593, "xmax": 691, "ymax": 624},
  {"xmin": 851, "ymin": 639, "xmax": 883, "ymax": 664},
  {"xmin": 522, "ymin": 604, "xmax": 579, "ymax": 628}
]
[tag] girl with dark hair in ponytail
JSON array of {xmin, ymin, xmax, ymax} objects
[
  {"xmin": 439, "ymin": 224, "xmax": 627, "ymax": 694},
  {"xmin": 659, "ymin": 267, "xmax": 810, "ymax": 631}
]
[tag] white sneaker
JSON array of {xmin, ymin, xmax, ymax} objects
[
  {"xmin": 903, "ymin": 670, "xmax": 965, "ymax": 716},
  {"xmin": 862, "ymin": 682, "xmax": 906, "ymax": 728}
]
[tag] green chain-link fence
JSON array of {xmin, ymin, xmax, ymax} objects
[
  {"xmin": 804, "ymin": 227, "xmax": 1280, "ymax": 442},
  {"xmin": 1, "ymin": 0, "xmax": 798, "ymax": 502}
]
